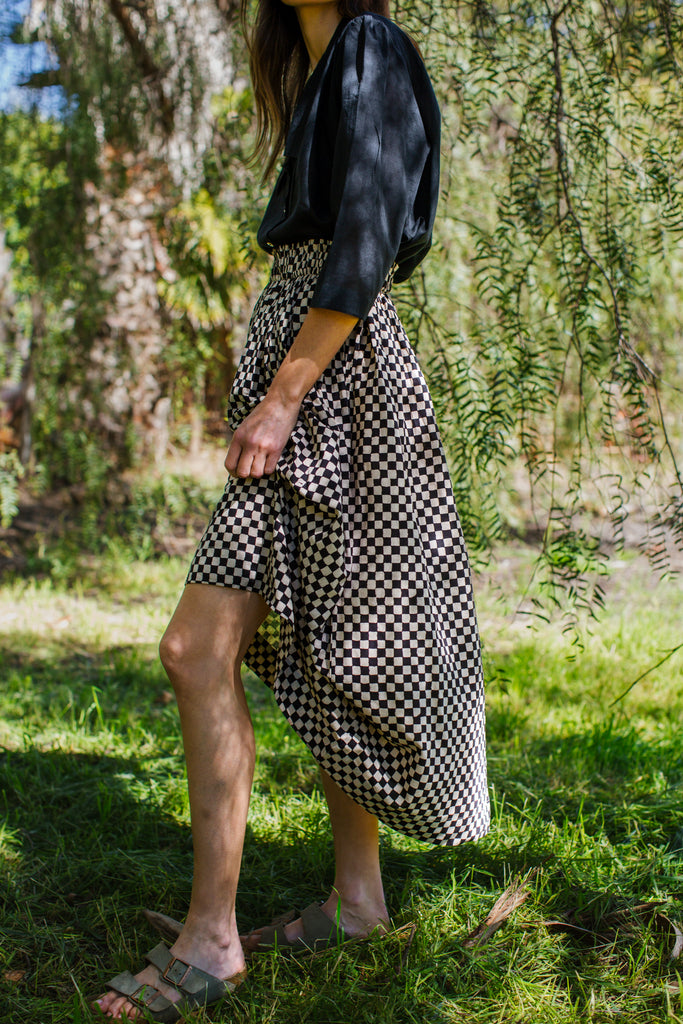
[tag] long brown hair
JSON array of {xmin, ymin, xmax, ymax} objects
[{"xmin": 241, "ymin": 0, "xmax": 391, "ymax": 180}]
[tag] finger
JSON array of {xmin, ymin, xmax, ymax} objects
[
  {"xmin": 225, "ymin": 438, "xmax": 241, "ymax": 475},
  {"xmin": 249, "ymin": 451, "xmax": 267, "ymax": 478},
  {"xmin": 264, "ymin": 449, "xmax": 281, "ymax": 474},
  {"xmin": 236, "ymin": 449, "xmax": 255, "ymax": 478}
]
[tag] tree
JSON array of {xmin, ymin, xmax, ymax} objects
[
  {"xmin": 1, "ymin": 0, "xmax": 266, "ymax": 500},
  {"xmin": 1, "ymin": 0, "xmax": 681, "ymax": 624}
]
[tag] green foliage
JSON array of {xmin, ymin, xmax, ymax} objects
[
  {"xmin": 0, "ymin": 107, "xmax": 113, "ymax": 499},
  {"xmin": 0, "ymin": 451, "xmax": 24, "ymax": 527},
  {"xmin": 102, "ymin": 473, "xmax": 222, "ymax": 561},
  {"xmin": 158, "ymin": 85, "xmax": 270, "ymax": 412},
  {"xmin": 0, "ymin": 108, "xmax": 95, "ymax": 286},
  {"xmin": 41, "ymin": 0, "xmax": 189, "ymax": 147},
  {"xmin": 391, "ymin": 0, "xmax": 683, "ymax": 624},
  {"xmin": 2, "ymin": 0, "xmax": 683, "ymax": 620},
  {"xmin": 9, "ymin": 472, "xmax": 223, "ymax": 581}
]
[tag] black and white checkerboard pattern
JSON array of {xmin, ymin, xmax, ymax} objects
[{"xmin": 187, "ymin": 239, "xmax": 489, "ymax": 846}]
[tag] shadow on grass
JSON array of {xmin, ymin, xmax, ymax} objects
[
  {"xmin": 0, "ymin": 745, "xmax": 452, "ymax": 1024},
  {"xmin": 0, "ymin": 638, "xmax": 171, "ymax": 732},
  {"xmin": 487, "ymin": 718, "xmax": 683, "ymax": 851},
  {"xmin": 2, "ymin": 636, "xmax": 681, "ymax": 886},
  {"xmin": 2, "ymin": 635, "xmax": 682, "ymax": 1021}
]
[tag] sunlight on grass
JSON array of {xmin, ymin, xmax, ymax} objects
[{"xmin": 1, "ymin": 549, "xmax": 682, "ymax": 1022}]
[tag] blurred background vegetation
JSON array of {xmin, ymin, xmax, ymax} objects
[
  {"xmin": 1, "ymin": 7, "xmax": 682, "ymax": 1019},
  {"xmin": 0, "ymin": 0, "xmax": 682, "ymax": 626}
]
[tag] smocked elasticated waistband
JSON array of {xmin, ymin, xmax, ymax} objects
[
  {"xmin": 270, "ymin": 239, "xmax": 396, "ymax": 292},
  {"xmin": 271, "ymin": 239, "xmax": 331, "ymax": 280}
]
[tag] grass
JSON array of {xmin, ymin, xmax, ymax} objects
[{"xmin": 0, "ymin": 533, "xmax": 682, "ymax": 1023}]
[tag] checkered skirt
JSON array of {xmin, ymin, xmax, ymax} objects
[{"xmin": 187, "ymin": 240, "xmax": 489, "ymax": 846}]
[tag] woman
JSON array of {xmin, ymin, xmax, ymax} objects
[{"xmin": 96, "ymin": 0, "xmax": 489, "ymax": 1019}]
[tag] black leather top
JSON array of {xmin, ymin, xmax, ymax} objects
[{"xmin": 256, "ymin": 14, "xmax": 441, "ymax": 320}]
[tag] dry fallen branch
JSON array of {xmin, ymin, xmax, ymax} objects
[
  {"xmin": 541, "ymin": 900, "xmax": 683, "ymax": 962},
  {"xmin": 142, "ymin": 907, "xmax": 184, "ymax": 942},
  {"xmin": 396, "ymin": 921, "xmax": 418, "ymax": 975},
  {"xmin": 463, "ymin": 874, "xmax": 535, "ymax": 949}
]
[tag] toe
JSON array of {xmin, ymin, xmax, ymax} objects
[
  {"xmin": 284, "ymin": 919, "xmax": 305, "ymax": 943},
  {"xmin": 92, "ymin": 991, "xmax": 116, "ymax": 1014},
  {"xmin": 104, "ymin": 994, "xmax": 126, "ymax": 1019},
  {"xmin": 241, "ymin": 915, "xmax": 306, "ymax": 951},
  {"xmin": 94, "ymin": 992, "xmax": 138, "ymax": 1020},
  {"xmin": 241, "ymin": 929, "xmax": 264, "ymax": 953},
  {"xmin": 114, "ymin": 997, "xmax": 139, "ymax": 1020}
]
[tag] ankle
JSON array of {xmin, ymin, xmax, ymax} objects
[
  {"xmin": 331, "ymin": 881, "xmax": 385, "ymax": 908},
  {"xmin": 170, "ymin": 927, "xmax": 246, "ymax": 979},
  {"xmin": 326, "ymin": 886, "xmax": 388, "ymax": 924},
  {"xmin": 180, "ymin": 910, "xmax": 238, "ymax": 949}
]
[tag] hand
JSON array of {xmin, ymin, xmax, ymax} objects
[{"xmin": 225, "ymin": 392, "xmax": 301, "ymax": 479}]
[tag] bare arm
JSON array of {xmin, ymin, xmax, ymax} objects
[{"xmin": 225, "ymin": 306, "xmax": 358, "ymax": 479}]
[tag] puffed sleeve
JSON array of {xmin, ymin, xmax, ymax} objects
[{"xmin": 310, "ymin": 17, "xmax": 433, "ymax": 320}]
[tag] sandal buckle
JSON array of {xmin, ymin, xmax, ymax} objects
[
  {"xmin": 163, "ymin": 955, "xmax": 192, "ymax": 987},
  {"xmin": 132, "ymin": 982, "xmax": 160, "ymax": 1007}
]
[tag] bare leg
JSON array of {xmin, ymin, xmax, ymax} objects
[
  {"xmin": 244, "ymin": 769, "xmax": 389, "ymax": 948},
  {"xmin": 317, "ymin": 770, "xmax": 390, "ymax": 934},
  {"xmin": 96, "ymin": 583, "xmax": 268, "ymax": 1020}
]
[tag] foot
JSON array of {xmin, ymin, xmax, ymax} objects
[
  {"xmin": 94, "ymin": 925, "xmax": 246, "ymax": 1020},
  {"xmin": 241, "ymin": 892, "xmax": 390, "ymax": 953}
]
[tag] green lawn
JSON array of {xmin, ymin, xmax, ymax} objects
[{"xmin": 1, "ymin": 544, "xmax": 682, "ymax": 1023}]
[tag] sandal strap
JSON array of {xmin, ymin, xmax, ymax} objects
[
  {"xmin": 107, "ymin": 970, "xmax": 176, "ymax": 1014},
  {"xmin": 145, "ymin": 942, "xmax": 246, "ymax": 999},
  {"xmin": 254, "ymin": 903, "xmax": 349, "ymax": 954},
  {"xmin": 300, "ymin": 902, "xmax": 349, "ymax": 947},
  {"xmin": 253, "ymin": 921, "xmax": 291, "ymax": 949},
  {"xmin": 143, "ymin": 907, "xmax": 184, "ymax": 942}
]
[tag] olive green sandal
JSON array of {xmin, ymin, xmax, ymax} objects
[
  {"xmin": 250, "ymin": 906, "xmax": 417, "ymax": 959},
  {"xmin": 104, "ymin": 941, "xmax": 247, "ymax": 1023},
  {"xmin": 250, "ymin": 901, "xmax": 357, "ymax": 956}
]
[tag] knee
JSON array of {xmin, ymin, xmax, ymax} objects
[
  {"xmin": 159, "ymin": 627, "xmax": 207, "ymax": 699},
  {"xmin": 159, "ymin": 626, "xmax": 181, "ymax": 674},
  {"xmin": 159, "ymin": 624, "xmax": 239, "ymax": 703},
  {"xmin": 159, "ymin": 627, "xmax": 188, "ymax": 685}
]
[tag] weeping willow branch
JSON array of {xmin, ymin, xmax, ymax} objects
[
  {"xmin": 610, "ymin": 641, "xmax": 683, "ymax": 706},
  {"xmin": 3, "ymin": 0, "xmax": 682, "ymax": 626},
  {"xmin": 395, "ymin": 0, "xmax": 683, "ymax": 626}
]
